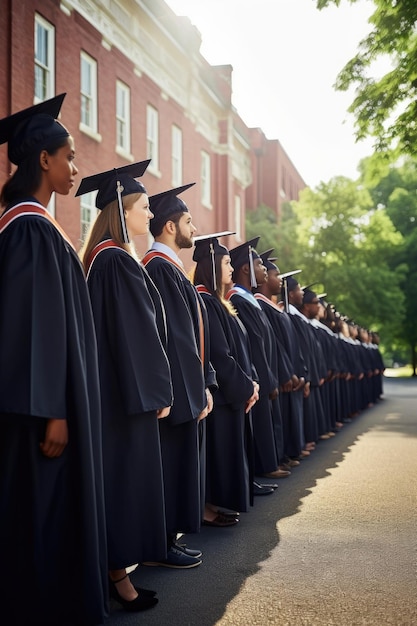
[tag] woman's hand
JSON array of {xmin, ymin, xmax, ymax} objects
[
  {"xmin": 245, "ymin": 381, "xmax": 259, "ymax": 414},
  {"xmin": 157, "ymin": 406, "xmax": 171, "ymax": 419},
  {"xmin": 40, "ymin": 418, "xmax": 68, "ymax": 458}
]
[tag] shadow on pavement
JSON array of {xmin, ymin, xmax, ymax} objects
[{"xmin": 106, "ymin": 377, "xmax": 417, "ymax": 625}]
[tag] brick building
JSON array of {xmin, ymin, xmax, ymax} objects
[{"xmin": 0, "ymin": 0, "xmax": 306, "ymax": 267}]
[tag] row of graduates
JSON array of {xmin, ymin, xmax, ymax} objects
[
  {"xmin": 0, "ymin": 95, "xmax": 264, "ymax": 625},
  {"xmin": 248, "ymin": 253, "xmax": 384, "ymax": 469},
  {"xmin": 0, "ymin": 94, "xmax": 384, "ymax": 625},
  {"xmin": 203, "ymin": 237, "xmax": 384, "ymax": 487}
]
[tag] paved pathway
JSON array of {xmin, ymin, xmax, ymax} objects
[{"xmin": 108, "ymin": 377, "xmax": 417, "ymax": 626}]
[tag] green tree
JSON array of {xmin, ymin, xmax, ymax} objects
[
  {"xmin": 359, "ymin": 155, "xmax": 417, "ymax": 373},
  {"xmin": 245, "ymin": 203, "xmax": 301, "ymax": 271},
  {"xmin": 317, "ymin": 1, "xmax": 417, "ymax": 157},
  {"xmin": 292, "ymin": 175, "xmax": 405, "ymax": 349}
]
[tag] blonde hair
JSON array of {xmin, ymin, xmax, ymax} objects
[{"xmin": 79, "ymin": 193, "xmax": 142, "ymax": 272}]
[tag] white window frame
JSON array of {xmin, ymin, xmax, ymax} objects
[
  {"xmin": 34, "ymin": 13, "xmax": 55, "ymax": 103},
  {"xmin": 80, "ymin": 51, "xmax": 98, "ymax": 135},
  {"xmin": 80, "ymin": 192, "xmax": 98, "ymax": 244},
  {"xmin": 116, "ymin": 80, "xmax": 131, "ymax": 155},
  {"xmin": 201, "ymin": 150, "xmax": 211, "ymax": 208},
  {"xmin": 146, "ymin": 105, "xmax": 159, "ymax": 173},
  {"xmin": 171, "ymin": 125, "xmax": 183, "ymax": 187}
]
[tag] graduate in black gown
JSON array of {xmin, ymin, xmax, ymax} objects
[
  {"xmin": 78, "ymin": 162, "xmax": 173, "ymax": 611},
  {"xmin": 0, "ymin": 95, "xmax": 107, "ymax": 625},
  {"xmin": 142, "ymin": 184, "xmax": 217, "ymax": 568},
  {"xmin": 300, "ymin": 287, "xmax": 340, "ymax": 438},
  {"xmin": 284, "ymin": 276, "xmax": 328, "ymax": 450},
  {"xmin": 227, "ymin": 239, "xmax": 290, "ymax": 483},
  {"xmin": 193, "ymin": 233, "xmax": 259, "ymax": 523},
  {"xmin": 254, "ymin": 254, "xmax": 307, "ymax": 467}
]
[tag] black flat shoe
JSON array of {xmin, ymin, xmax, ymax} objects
[
  {"xmin": 109, "ymin": 577, "xmax": 158, "ymax": 612},
  {"xmin": 203, "ymin": 513, "xmax": 239, "ymax": 527},
  {"xmin": 134, "ymin": 585, "xmax": 157, "ymax": 598}
]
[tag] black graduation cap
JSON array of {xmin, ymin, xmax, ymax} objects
[
  {"xmin": 229, "ymin": 236, "xmax": 260, "ymax": 288},
  {"xmin": 300, "ymin": 282, "xmax": 318, "ymax": 291},
  {"xmin": 75, "ymin": 160, "xmax": 150, "ymax": 243},
  {"xmin": 279, "ymin": 269, "xmax": 302, "ymax": 312},
  {"xmin": 149, "ymin": 183, "xmax": 195, "ymax": 237},
  {"xmin": 193, "ymin": 231, "xmax": 235, "ymax": 291},
  {"xmin": 0, "ymin": 93, "xmax": 69, "ymax": 166},
  {"xmin": 279, "ymin": 269, "xmax": 302, "ymax": 281},
  {"xmin": 259, "ymin": 249, "xmax": 278, "ymax": 272},
  {"xmin": 303, "ymin": 287, "xmax": 320, "ymax": 304}
]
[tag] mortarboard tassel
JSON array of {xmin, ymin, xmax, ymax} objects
[
  {"xmin": 249, "ymin": 246, "xmax": 257, "ymax": 289},
  {"xmin": 116, "ymin": 179, "xmax": 130, "ymax": 244},
  {"xmin": 210, "ymin": 241, "xmax": 217, "ymax": 291},
  {"xmin": 283, "ymin": 278, "xmax": 289, "ymax": 313}
]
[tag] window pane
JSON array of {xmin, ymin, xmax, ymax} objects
[{"xmin": 34, "ymin": 14, "xmax": 54, "ymax": 101}]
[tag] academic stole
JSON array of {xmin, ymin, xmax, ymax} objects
[
  {"xmin": 254, "ymin": 292, "xmax": 282, "ymax": 311},
  {"xmin": 0, "ymin": 201, "xmax": 75, "ymax": 251},
  {"xmin": 225, "ymin": 285, "xmax": 262, "ymax": 309},
  {"xmin": 85, "ymin": 238, "xmax": 124, "ymax": 280},
  {"xmin": 142, "ymin": 250, "xmax": 205, "ymax": 369}
]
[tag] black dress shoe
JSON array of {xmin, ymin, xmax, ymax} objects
[
  {"xmin": 253, "ymin": 481, "xmax": 274, "ymax": 495},
  {"xmin": 109, "ymin": 578, "xmax": 158, "ymax": 612},
  {"xmin": 134, "ymin": 586, "xmax": 157, "ymax": 598},
  {"xmin": 203, "ymin": 513, "xmax": 239, "ymax": 527},
  {"xmin": 258, "ymin": 481, "xmax": 278, "ymax": 490}
]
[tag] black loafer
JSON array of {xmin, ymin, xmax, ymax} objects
[{"xmin": 253, "ymin": 481, "xmax": 274, "ymax": 495}]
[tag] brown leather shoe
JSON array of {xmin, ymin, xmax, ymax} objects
[
  {"xmin": 287, "ymin": 459, "xmax": 300, "ymax": 467},
  {"xmin": 262, "ymin": 469, "xmax": 291, "ymax": 479},
  {"xmin": 203, "ymin": 513, "xmax": 239, "ymax": 527}
]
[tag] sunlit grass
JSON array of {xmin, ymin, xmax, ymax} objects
[{"xmin": 384, "ymin": 365, "xmax": 414, "ymax": 378}]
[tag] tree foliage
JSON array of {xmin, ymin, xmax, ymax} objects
[
  {"xmin": 245, "ymin": 203, "xmax": 301, "ymax": 271},
  {"xmin": 359, "ymin": 155, "xmax": 417, "ymax": 369},
  {"xmin": 245, "ymin": 156, "xmax": 417, "ymax": 367},
  {"xmin": 316, "ymin": 0, "xmax": 417, "ymax": 157},
  {"xmin": 291, "ymin": 175, "xmax": 405, "ymax": 346}
]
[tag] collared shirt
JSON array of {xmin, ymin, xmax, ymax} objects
[{"xmin": 150, "ymin": 241, "xmax": 184, "ymax": 267}]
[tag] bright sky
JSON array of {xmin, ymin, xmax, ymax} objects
[{"xmin": 164, "ymin": 0, "xmax": 377, "ymax": 188}]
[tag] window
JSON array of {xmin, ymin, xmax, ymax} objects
[
  {"xmin": 80, "ymin": 192, "xmax": 97, "ymax": 244},
  {"xmin": 171, "ymin": 125, "xmax": 182, "ymax": 187},
  {"xmin": 201, "ymin": 150, "xmax": 211, "ymax": 207},
  {"xmin": 34, "ymin": 14, "xmax": 55, "ymax": 102},
  {"xmin": 80, "ymin": 51, "xmax": 98, "ymax": 133},
  {"xmin": 281, "ymin": 165, "xmax": 287, "ymax": 196},
  {"xmin": 146, "ymin": 105, "xmax": 159, "ymax": 172},
  {"xmin": 234, "ymin": 195, "xmax": 242, "ymax": 242},
  {"xmin": 116, "ymin": 81, "xmax": 131, "ymax": 154}
]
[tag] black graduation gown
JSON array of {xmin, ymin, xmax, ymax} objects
[
  {"xmin": 197, "ymin": 289, "xmax": 254, "ymax": 512},
  {"xmin": 310, "ymin": 320, "xmax": 339, "ymax": 432},
  {"xmin": 288, "ymin": 307, "xmax": 327, "ymax": 443},
  {"xmin": 143, "ymin": 250, "xmax": 213, "ymax": 535},
  {"xmin": 0, "ymin": 202, "xmax": 107, "ymax": 626},
  {"xmin": 228, "ymin": 314, "xmax": 257, "ymax": 506},
  {"xmin": 227, "ymin": 286, "xmax": 279, "ymax": 475},
  {"xmin": 87, "ymin": 242, "xmax": 173, "ymax": 568},
  {"xmin": 255, "ymin": 294, "xmax": 305, "ymax": 460}
]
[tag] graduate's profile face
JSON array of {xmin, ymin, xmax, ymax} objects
[
  {"xmin": 42, "ymin": 137, "xmax": 77, "ymax": 196},
  {"xmin": 220, "ymin": 255, "xmax": 234, "ymax": 287},
  {"xmin": 125, "ymin": 194, "xmax": 153, "ymax": 237},
  {"xmin": 175, "ymin": 212, "xmax": 196, "ymax": 249},
  {"xmin": 254, "ymin": 258, "xmax": 267, "ymax": 285},
  {"xmin": 267, "ymin": 269, "xmax": 282, "ymax": 294},
  {"xmin": 290, "ymin": 284, "xmax": 304, "ymax": 306}
]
